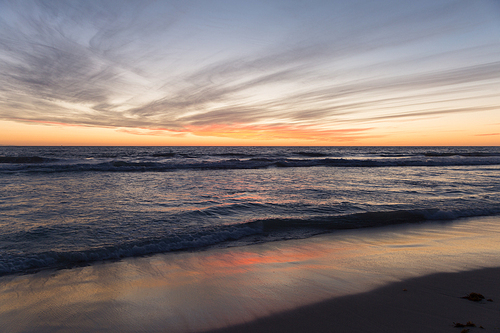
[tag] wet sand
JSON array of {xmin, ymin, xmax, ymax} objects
[
  {"xmin": 207, "ymin": 267, "xmax": 500, "ymax": 333},
  {"xmin": 1, "ymin": 216, "xmax": 500, "ymax": 332}
]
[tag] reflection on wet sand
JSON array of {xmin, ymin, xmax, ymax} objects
[{"xmin": 1, "ymin": 216, "xmax": 500, "ymax": 333}]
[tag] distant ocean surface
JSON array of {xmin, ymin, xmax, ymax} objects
[{"xmin": 1, "ymin": 146, "xmax": 499, "ymax": 276}]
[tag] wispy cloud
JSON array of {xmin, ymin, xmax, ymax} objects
[
  {"xmin": 475, "ymin": 133, "xmax": 500, "ymax": 137},
  {"xmin": 0, "ymin": 0, "xmax": 499, "ymax": 142},
  {"xmin": 184, "ymin": 124, "xmax": 378, "ymax": 142}
]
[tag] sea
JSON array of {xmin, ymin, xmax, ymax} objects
[{"xmin": 1, "ymin": 146, "xmax": 499, "ymax": 277}]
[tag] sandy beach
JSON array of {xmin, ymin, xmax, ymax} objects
[
  {"xmin": 1, "ymin": 215, "xmax": 500, "ymax": 333},
  {"xmin": 208, "ymin": 267, "xmax": 500, "ymax": 333}
]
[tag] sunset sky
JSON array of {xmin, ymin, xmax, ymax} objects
[{"xmin": 0, "ymin": 0, "xmax": 499, "ymax": 146}]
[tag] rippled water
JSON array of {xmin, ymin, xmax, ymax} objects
[{"xmin": 1, "ymin": 146, "xmax": 499, "ymax": 275}]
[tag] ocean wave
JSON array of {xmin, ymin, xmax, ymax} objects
[
  {"xmin": 2, "ymin": 207, "xmax": 499, "ymax": 277},
  {"xmin": 423, "ymin": 152, "xmax": 500, "ymax": 157},
  {"xmin": 0, "ymin": 156, "xmax": 57, "ymax": 163},
  {"xmin": 214, "ymin": 153, "xmax": 257, "ymax": 158},
  {"xmin": 293, "ymin": 151, "xmax": 331, "ymax": 157},
  {"xmin": 151, "ymin": 152, "xmax": 177, "ymax": 158},
  {"xmin": 0, "ymin": 223, "xmax": 262, "ymax": 276},
  {"xmin": 2, "ymin": 156, "xmax": 500, "ymax": 173}
]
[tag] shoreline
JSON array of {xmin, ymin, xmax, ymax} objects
[
  {"xmin": 206, "ymin": 266, "xmax": 500, "ymax": 333},
  {"xmin": 1, "ymin": 216, "xmax": 500, "ymax": 332}
]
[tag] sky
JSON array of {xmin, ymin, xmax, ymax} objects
[{"xmin": 0, "ymin": 0, "xmax": 499, "ymax": 146}]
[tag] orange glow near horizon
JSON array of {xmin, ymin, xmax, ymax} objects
[
  {"xmin": 1, "ymin": 119, "xmax": 499, "ymax": 146},
  {"xmin": 184, "ymin": 124, "xmax": 378, "ymax": 142}
]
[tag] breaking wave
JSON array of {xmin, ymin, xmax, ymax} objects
[
  {"xmin": 2, "ymin": 207, "xmax": 499, "ymax": 276},
  {"xmin": 1, "ymin": 155, "xmax": 500, "ymax": 173}
]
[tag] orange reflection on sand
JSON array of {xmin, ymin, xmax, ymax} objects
[{"xmin": 199, "ymin": 244, "xmax": 340, "ymax": 270}]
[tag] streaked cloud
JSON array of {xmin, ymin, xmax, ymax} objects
[
  {"xmin": 0, "ymin": 0, "xmax": 499, "ymax": 144},
  {"xmin": 475, "ymin": 133, "xmax": 500, "ymax": 137}
]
